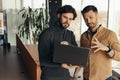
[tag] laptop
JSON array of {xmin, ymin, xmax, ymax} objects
[{"xmin": 53, "ymin": 44, "xmax": 90, "ymax": 67}]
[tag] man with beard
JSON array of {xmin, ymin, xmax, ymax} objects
[
  {"xmin": 74, "ymin": 5, "xmax": 120, "ymax": 80},
  {"xmin": 38, "ymin": 5, "xmax": 78, "ymax": 80}
]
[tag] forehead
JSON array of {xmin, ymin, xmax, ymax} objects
[
  {"xmin": 83, "ymin": 10, "xmax": 97, "ymax": 17},
  {"xmin": 61, "ymin": 13, "xmax": 74, "ymax": 19}
]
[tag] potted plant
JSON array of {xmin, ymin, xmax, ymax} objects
[{"xmin": 18, "ymin": 6, "xmax": 49, "ymax": 44}]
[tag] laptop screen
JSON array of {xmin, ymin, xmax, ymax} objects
[{"xmin": 53, "ymin": 44, "xmax": 90, "ymax": 67}]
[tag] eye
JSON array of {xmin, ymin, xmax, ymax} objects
[
  {"xmin": 69, "ymin": 18, "xmax": 73, "ymax": 20},
  {"xmin": 90, "ymin": 16, "xmax": 93, "ymax": 19}
]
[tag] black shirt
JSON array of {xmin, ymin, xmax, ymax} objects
[{"xmin": 38, "ymin": 21, "xmax": 78, "ymax": 67}]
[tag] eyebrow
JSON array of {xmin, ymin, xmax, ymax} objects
[{"xmin": 63, "ymin": 15, "xmax": 73, "ymax": 20}]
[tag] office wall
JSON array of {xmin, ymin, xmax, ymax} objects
[
  {"xmin": 2, "ymin": 0, "xmax": 21, "ymax": 45},
  {"xmin": 108, "ymin": 0, "xmax": 120, "ymax": 40},
  {"xmin": 108, "ymin": 0, "xmax": 120, "ymax": 70},
  {"xmin": 0, "ymin": 0, "xmax": 2, "ymax": 10}
]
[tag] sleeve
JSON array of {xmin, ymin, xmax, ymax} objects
[
  {"xmin": 80, "ymin": 34, "xmax": 84, "ymax": 47},
  {"xmin": 80, "ymin": 33, "xmax": 86, "ymax": 47},
  {"xmin": 38, "ymin": 30, "xmax": 51, "ymax": 65},
  {"xmin": 107, "ymin": 31, "xmax": 120, "ymax": 61}
]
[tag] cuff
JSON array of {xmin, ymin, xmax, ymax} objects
[
  {"xmin": 106, "ymin": 46, "xmax": 112, "ymax": 53},
  {"xmin": 107, "ymin": 50, "xmax": 114, "ymax": 57}
]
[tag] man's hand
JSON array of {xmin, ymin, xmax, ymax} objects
[
  {"xmin": 60, "ymin": 41, "xmax": 69, "ymax": 45},
  {"xmin": 61, "ymin": 64, "xmax": 78, "ymax": 69},
  {"xmin": 91, "ymin": 37, "xmax": 109, "ymax": 53},
  {"xmin": 73, "ymin": 66, "xmax": 81, "ymax": 80},
  {"xmin": 73, "ymin": 77, "xmax": 78, "ymax": 80}
]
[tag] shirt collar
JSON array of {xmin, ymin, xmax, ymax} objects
[{"xmin": 87, "ymin": 24, "xmax": 102, "ymax": 35}]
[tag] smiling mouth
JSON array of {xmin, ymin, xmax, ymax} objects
[
  {"xmin": 64, "ymin": 24, "xmax": 67, "ymax": 27},
  {"xmin": 64, "ymin": 23, "xmax": 69, "ymax": 27}
]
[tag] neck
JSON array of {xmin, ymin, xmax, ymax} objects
[{"xmin": 91, "ymin": 24, "xmax": 100, "ymax": 32}]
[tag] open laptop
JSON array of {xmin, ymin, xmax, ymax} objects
[{"xmin": 53, "ymin": 44, "xmax": 90, "ymax": 67}]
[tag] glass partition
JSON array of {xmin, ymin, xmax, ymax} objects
[
  {"xmin": 108, "ymin": 0, "xmax": 120, "ymax": 72},
  {"xmin": 108, "ymin": 0, "xmax": 120, "ymax": 40}
]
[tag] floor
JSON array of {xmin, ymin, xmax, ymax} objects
[{"xmin": 0, "ymin": 46, "xmax": 29, "ymax": 80}]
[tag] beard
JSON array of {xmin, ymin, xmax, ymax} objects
[
  {"xmin": 62, "ymin": 23, "xmax": 70, "ymax": 28},
  {"xmin": 87, "ymin": 23, "xmax": 96, "ymax": 29},
  {"xmin": 59, "ymin": 17, "xmax": 70, "ymax": 28}
]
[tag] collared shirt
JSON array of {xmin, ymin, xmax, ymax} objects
[{"xmin": 80, "ymin": 26, "xmax": 120, "ymax": 80}]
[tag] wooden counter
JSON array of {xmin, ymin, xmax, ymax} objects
[{"xmin": 16, "ymin": 34, "xmax": 41, "ymax": 80}]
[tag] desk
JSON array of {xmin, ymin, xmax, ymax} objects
[
  {"xmin": 25, "ymin": 44, "xmax": 41, "ymax": 80},
  {"xmin": 16, "ymin": 34, "xmax": 41, "ymax": 80}
]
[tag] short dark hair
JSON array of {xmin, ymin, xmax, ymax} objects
[
  {"xmin": 81, "ymin": 5, "xmax": 98, "ymax": 15},
  {"xmin": 57, "ymin": 5, "xmax": 77, "ymax": 20}
]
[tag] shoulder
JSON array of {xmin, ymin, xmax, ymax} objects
[
  {"xmin": 81, "ymin": 31, "xmax": 88, "ymax": 37},
  {"xmin": 40, "ymin": 27, "xmax": 54, "ymax": 35},
  {"xmin": 101, "ymin": 27, "xmax": 116, "ymax": 35},
  {"xmin": 66, "ymin": 29, "xmax": 74, "ymax": 33},
  {"xmin": 98, "ymin": 27, "xmax": 118, "ymax": 40},
  {"xmin": 66, "ymin": 29, "xmax": 76, "ymax": 36},
  {"xmin": 38, "ymin": 27, "xmax": 51, "ymax": 38}
]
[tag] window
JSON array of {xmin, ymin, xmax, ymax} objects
[
  {"xmin": 108, "ymin": 0, "xmax": 120, "ymax": 71},
  {"xmin": 23, "ymin": 0, "xmax": 46, "ymax": 8},
  {"xmin": 108, "ymin": 0, "xmax": 120, "ymax": 40}
]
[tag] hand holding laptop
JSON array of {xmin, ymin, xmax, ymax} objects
[
  {"xmin": 61, "ymin": 63, "xmax": 78, "ymax": 69},
  {"xmin": 60, "ymin": 41, "xmax": 69, "ymax": 45}
]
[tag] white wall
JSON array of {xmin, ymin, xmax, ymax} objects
[
  {"xmin": 108, "ymin": 0, "xmax": 120, "ymax": 40},
  {"xmin": 2, "ymin": 0, "xmax": 21, "ymax": 45},
  {"xmin": 0, "ymin": 0, "xmax": 2, "ymax": 10},
  {"xmin": 108, "ymin": 0, "xmax": 120, "ymax": 69}
]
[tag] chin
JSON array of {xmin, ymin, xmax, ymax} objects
[{"xmin": 65, "ymin": 26, "xmax": 69, "ymax": 28}]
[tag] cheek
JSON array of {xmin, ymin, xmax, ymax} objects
[
  {"xmin": 60, "ymin": 17, "xmax": 65, "ymax": 23},
  {"xmin": 62, "ymin": 20, "xmax": 66, "ymax": 23},
  {"xmin": 92, "ymin": 19, "xmax": 97, "ymax": 24},
  {"xmin": 62, "ymin": 18, "xmax": 67, "ymax": 23},
  {"xmin": 68, "ymin": 20, "xmax": 72, "ymax": 23}
]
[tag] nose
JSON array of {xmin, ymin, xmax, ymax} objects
[
  {"xmin": 66, "ymin": 19, "xmax": 71, "ymax": 24},
  {"xmin": 66, "ymin": 19, "xmax": 69, "ymax": 23}
]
